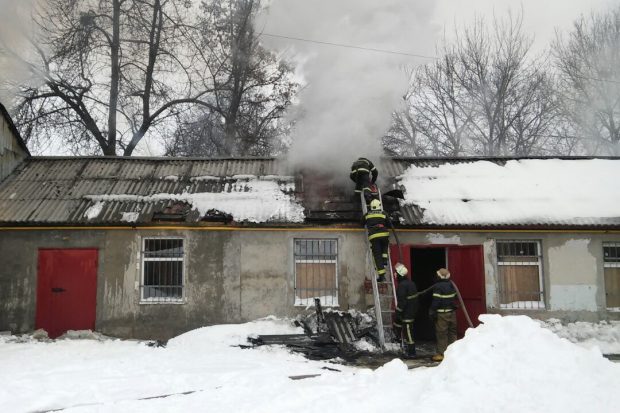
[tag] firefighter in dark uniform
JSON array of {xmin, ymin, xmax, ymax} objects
[
  {"xmin": 350, "ymin": 157, "xmax": 378, "ymax": 203},
  {"xmin": 429, "ymin": 268, "xmax": 458, "ymax": 362},
  {"xmin": 393, "ymin": 263, "xmax": 419, "ymax": 358},
  {"xmin": 363, "ymin": 198, "xmax": 390, "ymax": 282}
]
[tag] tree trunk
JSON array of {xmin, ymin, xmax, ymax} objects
[{"xmin": 107, "ymin": 0, "xmax": 121, "ymax": 156}]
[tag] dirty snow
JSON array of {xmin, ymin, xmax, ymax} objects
[
  {"xmin": 1, "ymin": 315, "xmax": 619, "ymax": 412},
  {"xmin": 398, "ymin": 159, "xmax": 620, "ymax": 225},
  {"xmin": 541, "ymin": 318, "xmax": 620, "ymax": 354},
  {"xmin": 86, "ymin": 177, "xmax": 304, "ymax": 223}
]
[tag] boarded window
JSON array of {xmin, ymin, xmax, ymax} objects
[
  {"xmin": 497, "ymin": 240, "xmax": 544, "ymax": 310},
  {"xmin": 294, "ymin": 239, "xmax": 338, "ymax": 307},
  {"xmin": 141, "ymin": 238, "xmax": 184, "ymax": 303},
  {"xmin": 604, "ymin": 243, "xmax": 620, "ymax": 310}
]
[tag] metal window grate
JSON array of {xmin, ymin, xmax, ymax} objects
[
  {"xmin": 604, "ymin": 243, "xmax": 620, "ymax": 267},
  {"xmin": 293, "ymin": 239, "xmax": 339, "ymax": 307},
  {"xmin": 141, "ymin": 238, "xmax": 184, "ymax": 303},
  {"xmin": 497, "ymin": 240, "xmax": 544, "ymax": 310},
  {"xmin": 603, "ymin": 242, "xmax": 620, "ymax": 310}
]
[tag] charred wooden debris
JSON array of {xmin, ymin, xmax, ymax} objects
[{"xmin": 247, "ymin": 299, "xmax": 382, "ymax": 361}]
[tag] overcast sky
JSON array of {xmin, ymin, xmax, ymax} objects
[{"xmin": 434, "ymin": 0, "xmax": 618, "ymax": 52}]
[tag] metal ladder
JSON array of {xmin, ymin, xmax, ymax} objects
[{"xmin": 361, "ymin": 191, "xmax": 398, "ymax": 350}]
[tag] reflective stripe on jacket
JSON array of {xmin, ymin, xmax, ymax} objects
[
  {"xmin": 395, "ymin": 277, "xmax": 419, "ymax": 321},
  {"xmin": 364, "ymin": 210, "xmax": 390, "ymax": 239},
  {"xmin": 430, "ymin": 279, "xmax": 457, "ymax": 312},
  {"xmin": 350, "ymin": 158, "xmax": 378, "ymax": 182}
]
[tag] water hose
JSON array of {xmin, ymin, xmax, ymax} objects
[{"xmin": 450, "ymin": 280, "xmax": 474, "ymax": 328}]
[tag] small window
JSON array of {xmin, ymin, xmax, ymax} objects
[
  {"xmin": 141, "ymin": 238, "xmax": 184, "ymax": 303},
  {"xmin": 497, "ymin": 240, "xmax": 544, "ymax": 309},
  {"xmin": 294, "ymin": 239, "xmax": 339, "ymax": 307},
  {"xmin": 604, "ymin": 243, "xmax": 620, "ymax": 311}
]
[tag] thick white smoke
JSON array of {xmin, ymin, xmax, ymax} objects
[
  {"xmin": 0, "ymin": 0, "xmax": 43, "ymax": 107},
  {"xmin": 258, "ymin": 0, "xmax": 437, "ymax": 175}
]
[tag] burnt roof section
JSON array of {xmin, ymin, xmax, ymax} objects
[
  {"xmin": 0, "ymin": 102, "xmax": 30, "ymax": 156},
  {"xmin": 0, "ymin": 155, "xmax": 619, "ymax": 229}
]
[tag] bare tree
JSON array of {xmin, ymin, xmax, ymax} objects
[
  {"xmin": 11, "ymin": 0, "xmax": 223, "ymax": 156},
  {"xmin": 388, "ymin": 13, "xmax": 561, "ymax": 157},
  {"xmin": 165, "ymin": 0, "xmax": 297, "ymax": 157},
  {"xmin": 454, "ymin": 15, "xmax": 558, "ymax": 156},
  {"xmin": 554, "ymin": 5, "xmax": 620, "ymax": 155}
]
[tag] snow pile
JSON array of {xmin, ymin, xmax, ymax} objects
[
  {"xmin": 2, "ymin": 315, "xmax": 620, "ymax": 412},
  {"xmin": 167, "ymin": 316, "xmax": 302, "ymax": 350},
  {"xmin": 86, "ymin": 177, "xmax": 304, "ymax": 223},
  {"xmin": 542, "ymin": 318, "xmax": 620, "ymax": 354},
  {"xmin": 120, "ymin": 212, "xmax": 139, "ymax": 222},
  {"xmin": 410, "ymin": 315, "xmax": 620, "ymax": 412},
  {"xmin": 83, "ymin": 201, "xmax": 104, "ymax": 220},
  {"xmin": 398, "ymin": 159, "xmax": 620, "ymax": 225}
]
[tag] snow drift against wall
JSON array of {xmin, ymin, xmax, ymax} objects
[{"xmin": 398, "ymin": 159, "xmax": 620, "ymax": 225}]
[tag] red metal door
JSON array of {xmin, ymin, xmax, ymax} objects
[
  {"xmin": 36, "ymin": 249, "xmax": 98, "ymax": 338},
  {"xmin": 447, "ymin": 245, "xmax": 486, "ymax": 337}
]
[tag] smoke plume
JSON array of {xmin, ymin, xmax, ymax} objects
[
  {"xmin": 0, "ymin": 0, "xmax": 43, "ymax": 107},
  {"xmin": 258, "ymin": 0, "xmax": 437, "ymax": 176}
]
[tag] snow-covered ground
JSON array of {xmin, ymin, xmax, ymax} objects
[
  {"xmin": 540, "ymin": 318, "xmax": 620, "ymax": 354},
  {"xmin": 1, "ymin": 315, "xmax": 619, "ymax": 413}
]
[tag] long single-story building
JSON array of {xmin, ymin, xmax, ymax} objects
[{"xmin": 1, "ymin": 106, "xmax": 619, "ymax": 340}]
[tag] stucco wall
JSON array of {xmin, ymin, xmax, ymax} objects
[
  {"xmin": 0, "ymin": 228, "xmax": 370, "ymax": 339},
  {"xmin": 394, "ymin": 231, "xmax": 619, "ymax": 323},
  {"xmin": 1, "ymin": 227, "xmax": 618, "ymax": 339}
]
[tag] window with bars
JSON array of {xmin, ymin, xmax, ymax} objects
[
  {"xmin": 603, "ymin": 243, "xmax": 620, "ymax": 311},
  {"xmin": 293, "ymin": 239, "xmax": 339, "ymax": 307},
  {"xmin": 141, "ymin": 238, "xmax": 184, "ymax": 303},
  {"xmin": 497, "ymin": 240, "xmax": 545, "ymax": 310}
]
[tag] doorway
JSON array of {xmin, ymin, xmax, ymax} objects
[{"xmin": 410, "ymin": 247, "xmax": 446, "ymax": 341}]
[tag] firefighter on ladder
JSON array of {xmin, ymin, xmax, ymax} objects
[
  {"xmin": 393, "ymin": 263, "xmax": 419, "ymax": 358},
  {"xmin": 363, "ymin": 198, "xmax": 390, "ymax": 282},
  {"xmin": 350, "ymin": 157, "xmax": 378, "ymax": 204}
]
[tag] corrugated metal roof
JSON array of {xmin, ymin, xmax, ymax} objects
[
  {"xmin": 0, "ymin": 156, "xmax": 619, "ymax": 228},
  {"xmin": 0, "ymin": 157, "xmax": 298, "ymax": 225},
  {"xmin": 388, "ymin": 157, "xmax": 620, "ymax": 229}
]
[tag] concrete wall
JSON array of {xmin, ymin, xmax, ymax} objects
[
  {"xmin": 0, "ymin": 228, "xmax": 369, "ymax": 340},
  {"xmin": 394, "ymin": 231, "xmax": 620, "ymax": 323},
  {"xmin": 1, "ymin": 227, "xmax": 618, "ymax": 339}
]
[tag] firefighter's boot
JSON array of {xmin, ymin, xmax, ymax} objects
[{"xmin": 406, "ymin": 344, "xmax": 416, "ymax": 358}]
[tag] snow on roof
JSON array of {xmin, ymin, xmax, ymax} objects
[
  {"xmin": 398, "ymin": 159, "xmax": 620, "ymax": 226},
  {"xmin": 85, "ymin": 178, "xmax": 304, "ymax": 224}
]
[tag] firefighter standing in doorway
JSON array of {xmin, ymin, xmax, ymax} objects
[
  {"xmin": 393, "ymin": 263, "xmax": 419, "ymax": 358},
  {"xmin": 429, "ymin": 268, "xmax": 458, "ymax": 362},
  {"xmin": 363, "ymin": 198, "xmax": 390, "ymax": 282},
  {"xmin": 350, "ymin": 157, "xmax": 378, "ymax": 204}
]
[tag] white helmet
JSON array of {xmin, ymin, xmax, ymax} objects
[
  {"xmin": 370, "ymin": 199, "xmax": 381, "ymax": 211},
  {"xmin": 395, "ymin": 263, "xmax": 408, "ymax": 277}
]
